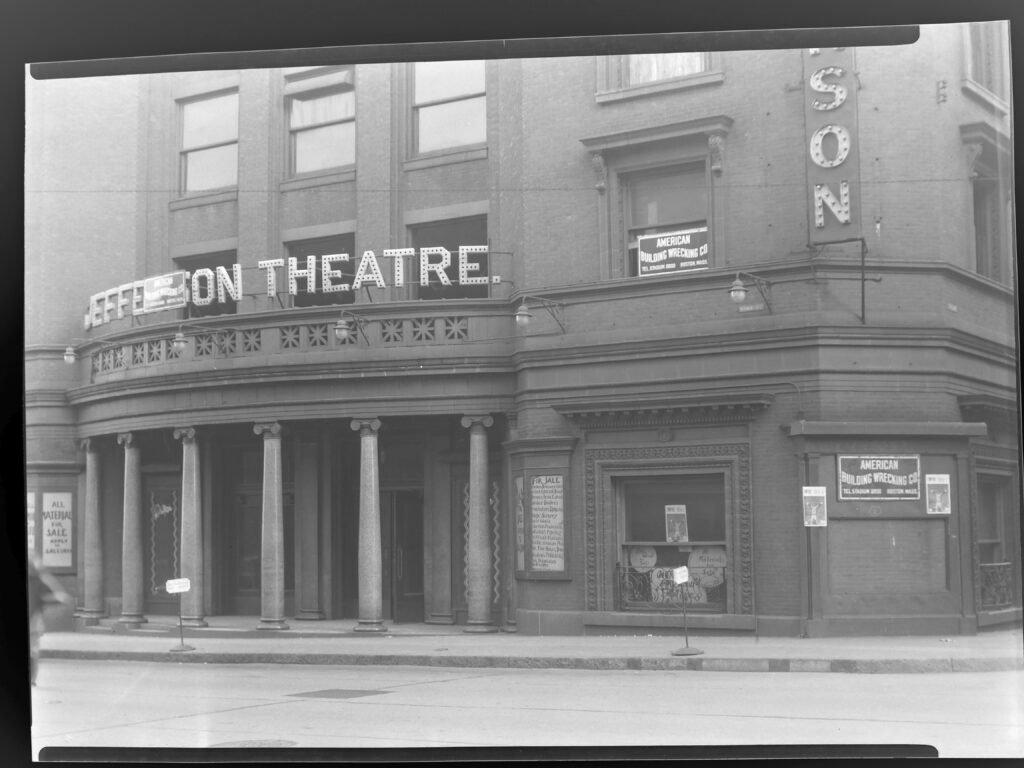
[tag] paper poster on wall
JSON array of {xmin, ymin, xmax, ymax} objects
[
  {"xmin": 529, "ymin": 475, "xmax": 565, "ymax": 572},
  {"xmin": 665, "ymin": 505, "xmax": 689, "ymax": 542},
  {"xmin": 41, "ymin": 492, "xmax": 73, "ymax": 568},
  {"xmin": 802, "ymin": 486, "xmax": 828, "ymax": 527},
  {"xmin": 27, "ymin": 492, "xmax": 36, "ymax": 554},
  {"xmin": 838, "ymin": 455, "xmax": 921, "ymax": 500},
  {"xmin": 926, "ymin": 474, "xmax": 952, "ymax": 515},
  {"xmin": 514, "ymin": 476, "xmax": 526, "ymax": 571}
]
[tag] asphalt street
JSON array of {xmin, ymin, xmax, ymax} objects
[{"xmin": 30, "ymin": 658, "xmax": 1024, "ymax": 759}]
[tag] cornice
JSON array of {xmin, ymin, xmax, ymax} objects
[
  {"xmin": 553, "ymin": 393, "xmax": 773, "ymax": 430},
  {"xmin": 580, "ymin": 115, "xmax": 734, "ymax": 154},
  {"xmin": 785, "ymin": 420, "xmax": 988, "ymax": 438}
]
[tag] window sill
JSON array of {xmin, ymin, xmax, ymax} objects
[
  {"xmin": 170, "ymin": 189, "xmax": 239, "ymax": 211},
  {"xmin": 404, "ymin": 145, "xmax": 487, "ymax": 172},
  {"xmin": 596, "ymin": 71, "xmax": 725, "ymax": 104},
  {"xmin": 280, "ymin": 167, "xmax": 356, "ymax": 192},
  {"xmin": 961, "ymin": 79, "xmax": 1010, "ymax": 116}
]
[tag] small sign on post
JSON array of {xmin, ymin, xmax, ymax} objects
[
  {"xmin": 166, "ymin": 578, "xmax": 194, "ymax": 653},
  {"xmin": 671, "ymin": 565, "xmax": 703, "ymax": 657}
]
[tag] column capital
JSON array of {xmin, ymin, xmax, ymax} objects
[
  {"xmin": 350, "ymin": 418, "xmax": 382, "ymax": 434},
  {"xmin": 116, "ymin": 432, "xmax": 135, "ymax": 447},
  {"xmin": 460, "ymin": 414, "xmax": 494, "ymax": 430},
  {"xmin": 254, "ymin": 422, "xmax": 283, "ymax": 438},
  {"xmin": 173, "ymin": 427, "xmax": 197, "ymax": 443},
  {"xmin": 79, "ymin": 438, "xmax": 94, "ymax": 452}
]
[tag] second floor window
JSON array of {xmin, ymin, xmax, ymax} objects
[
  {"xmin": 410, "ymin": 215, "xmax": 489, "ymax": 300},
  {"xmin": 286, "ymin": 235, "xmax": 357, "ymax": 308},
  {"xmin": 624, "ymin": 164, "xmax": 708, "ymax": 276},
  {"xmin": 287, "ymin": 69, "xmax": 355, "ymax": 176},
  {"xmin": 180, "ymin": 91, "xmax": 238, "ymax": 194},
  {"xmin": 625, "ymin": 53, "xmax": 708, "ymax": 86},
  {"xmin": 413, "ymin": 60, "xmax": 486, "ymax": 154}
]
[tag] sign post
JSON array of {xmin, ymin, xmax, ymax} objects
[
  {"xmin": 165, "ymin": 578, "xmax": 194, "ymax": 652},
  {"xmin": 670, "ymin": 566, "xmax": 704, "ymax": 657}
]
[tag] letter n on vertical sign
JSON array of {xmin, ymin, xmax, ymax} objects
[{"xmin": 803, "ymin": 47, "xmax": 861, "ymax": 244}]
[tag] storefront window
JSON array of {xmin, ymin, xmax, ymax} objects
[{"xmin": 618, "ymin": 473, "xmax": 727, "ymax": 612}]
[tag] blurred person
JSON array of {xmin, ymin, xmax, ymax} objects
[{"xmin": 27, "ymin": 555, "xmax": 70, "ymax": 685}]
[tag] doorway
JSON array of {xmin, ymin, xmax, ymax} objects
[{"xmin": 381, "ymin": 490, "xmax": 425, "ymax": 623}]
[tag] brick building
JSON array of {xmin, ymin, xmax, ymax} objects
[{"xmin": 25, "ymin": 22, "xmax": 1020, "ymax": 637}]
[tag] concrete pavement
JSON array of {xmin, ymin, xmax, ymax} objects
[{"xmin": 39, "ymin": 616, "xmax": 1024, "ymax": 674}]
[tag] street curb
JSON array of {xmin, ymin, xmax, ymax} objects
[{"xmin": 40, "ymin": 649, "xmax": 1024, "ymax": 674}]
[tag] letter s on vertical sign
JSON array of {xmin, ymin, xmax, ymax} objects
[{"xmin": 809, "ymin": 66, "xmax": 848, "ymax": 111}]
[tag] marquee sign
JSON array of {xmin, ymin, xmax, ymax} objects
[
  {"xmin": 85, "ymin": 246, "xmax": 496, "ymax": 329},
  {"xmin": 803, "ymin": 47, "xmax": 861, "ymax": 242},
  {"xmin": 838, "ymin": 455, "xmax": 920, "ymax": 500},
  {"xmin": 637, "ymin": 227, "xmax": 710, "ymax": 277}
]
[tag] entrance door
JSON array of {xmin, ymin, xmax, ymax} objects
[
  {"xmin": 142, "ymin": 473, "xmax": 181, "ymax": 615},
  {"xmin": 383, "ymin": 490, "xmax": 424, "ymax": 623}
]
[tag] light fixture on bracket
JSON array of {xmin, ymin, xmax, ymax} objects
[
  {"xmin": 333, "ymin": 310, "xmax": 370, "ymax": 344},
  {"xmin": 514, "ymin": 295, "xmax": 566, "ymax": 333},
  {"xmin": 63, "ymin": 338, "xmax": 129, "ymax": 364},
  {"xmin": 728, "ymin": 272, "xmax": 773, "ymax": 313}
]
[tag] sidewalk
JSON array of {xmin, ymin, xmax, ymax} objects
[{"xmin": 39, "ymin": 617, "xmax": 1024, "ymax": 674}]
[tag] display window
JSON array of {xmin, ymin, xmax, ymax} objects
[{"xmin": 616, "ymin": 473, "xmax": 727, "ymax": 612}]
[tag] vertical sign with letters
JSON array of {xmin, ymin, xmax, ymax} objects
[{"xmin": 803, "ymin": 47, "xmax": 861, "ymax": 243}]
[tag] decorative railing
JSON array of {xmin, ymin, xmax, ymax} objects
[
  {"xmin": 615, "ymin": 563, "xmax": 726, "ymax": 613},
  {"xmin": 85, "ymin": 308, "xmax": 511, "ymax": 383},
  {"xmin": 980, "ymin": 562, "xmax": 1015, "ymax": 610}
]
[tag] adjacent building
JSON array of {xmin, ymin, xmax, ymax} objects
[{"xmin": 25, "ymin": 22, "xmax": 1020, "ymax": 637}]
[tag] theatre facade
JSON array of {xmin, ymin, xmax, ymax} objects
[{"xmin": 25, "ymin": 23, "xmax": 1021, "ymax": 637}]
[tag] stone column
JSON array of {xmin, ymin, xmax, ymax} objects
[
  {"xmin": 461, "ymin": 415, "xmax": 497, "ymax": 632},
  {"xmin": 117, "ymin": 432, "xmax": 146, "ymax": 626},
  {"xmin": 174, "ymin": 427, "xmax": 206, "ymax": 627},
  {"xmin": 350, "ymin": 418, "xmax": 386, "ymax": 632},
  {"xmin": 294, "ymin": 432, "xmax": 323, "ymax": 620},
  {"xmin": 255, "ymin": 422, "xmax": 288, "ymax": 630},
  {"xmin": 79, "ymin": 438, "xmax": 106, "ymax": 623}
]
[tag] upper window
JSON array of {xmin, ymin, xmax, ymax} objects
[
  {"xmin": 286, "ymin": 68, "xmax": 355, "ymax": 176},
  {"xmin": 624, "ymin": 53, "xmax": 708, "ymax": 86},
  {"xmin": 285, "ymin": 235, "xmax": 356, "ymax": 308},
  {"xmin": 966, "ymin": 22, "xmax": 1009, "ymax": 100},
  {"xmin": 973, "ymin": 171, "xmax": 1003, "ymax": 282},
  {"xmin": 624, "ymin": 163, "xmax": 708, "ymax": 277},
  {"xmin": 179, "ymin": 91, "xmax": 238, "ymax": 194},
  {"xmin": 413, "ymin": 60, "xmax": 486, "ymax": 154},
  {"xmin": 409, "ymin": 215, "xmax": 489, "ymax": 300}
]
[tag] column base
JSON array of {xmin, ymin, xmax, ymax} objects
[
  {"xmin": 257, "ymin": 619, "xmax": 289, "ymax": 630},
  {"xmin": 77, "ymin": 609, "xmax": 107, "ymax": 626},
  {"xmin": 463, "ymin": 622, "xmax": 499, "ymax": 634},
  {"xmin": 181, "ymin": 617, "xmax": 209, "ymax": 628},
  {"xmin": 353, "ymin": 620, "xmax": 388, "ymax": 632}
]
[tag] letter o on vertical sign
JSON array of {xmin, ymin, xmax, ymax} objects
[{"xmin": 809, "ymin": 124, "xmax": 851, "ymax": 169}]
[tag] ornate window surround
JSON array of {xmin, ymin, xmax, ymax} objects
[{"xmin": 580, "ymin": 116, "xmax": 733, "ymax": 281}]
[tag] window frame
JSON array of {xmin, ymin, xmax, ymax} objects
[
  {"xmin": 621, "ymin": 160, "xmax": 711, "ymax": 278},
  {"xmin": 284, "ymin": 233, "xmax": 357, "ymax": 309},
  {"xmin": 410, "ymin": 59, "xmax": 488, "ymax": 158},
  {"xmin": 961, "ymin": 21, "xmax": 1010, "ymax": 114},
  {"xmin": 173, "ymin": 250, "xmax": 239, "ymax": 319},
  {"xmin": 408, "ymin": 214, "xmax": 490, "ymax": 301},
  {"xmin": 284, "ymin": 66, "xmax": 356, "ymax": 179},
  {"xmin": 613, "ymin": 466, "xmax": 733, "ymax": 615},
  {"xmin": 177, "ymin": 90, "xmax": 239, "ymax": 196},
  {"xmin": 596, "ymin": 51, "xmax": 724, "ymax": 104}
]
